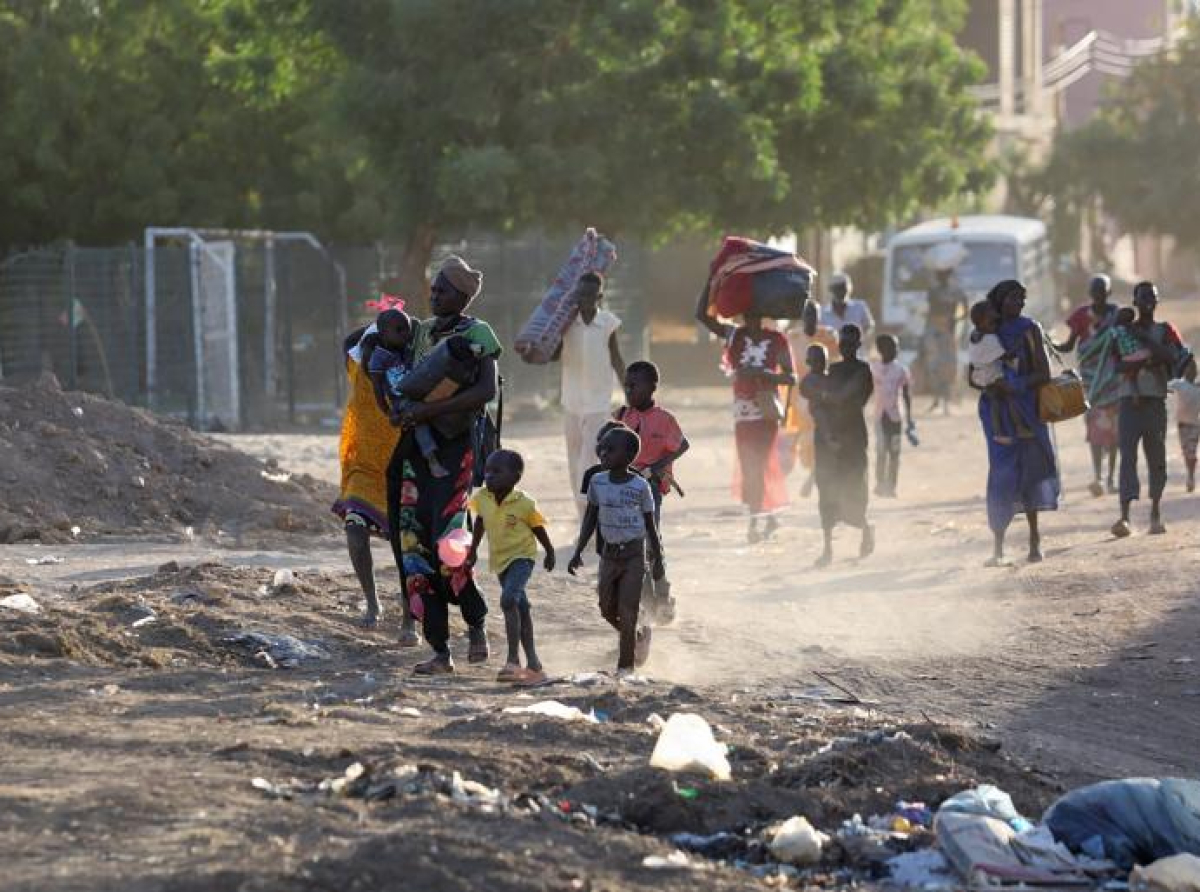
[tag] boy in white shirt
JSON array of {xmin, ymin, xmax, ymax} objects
[{"xmin": 869, "ymin": 334, "xmax": 915, "ymax": 497}]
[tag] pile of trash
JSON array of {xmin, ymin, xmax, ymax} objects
[{"xmin": 0, "ymin": 374, "xmax": 335, "ymax": 543}]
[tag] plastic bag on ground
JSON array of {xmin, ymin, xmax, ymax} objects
[
  {"xmin": 0, "ymin": 593, "xmax": 42, "ymax": 614},
  {"xmin": 939, "ymin": 784, "xmax": 1032, "ymax": 831},
  {"xmin": 502, "ymin": 700, "xmax": 598, "ymax": 724},
  {"xmin": 1130, "ymin": 854, "xmax": 1200, "ymax": 892},
  {"xmin": 649, "ymin": 713, "xmax": 731, "ymax": 780},
  {"xmin": 769, "ymin": 816, "xmax": 829, "ymax": 865},
  {"xmin": 935, "ymin": 811, "xmax": 1094, "ymax": 886},
  {"xmin": 1044, "ymin": 779, "xmax": 1200, "ymax": 871}
]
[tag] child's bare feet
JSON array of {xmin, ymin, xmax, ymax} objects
[
  {"xmin": 359, "ymin": 604, "xmax": 382, "ymax": 628},
  {"xmin": 1149, "ymin": 513, "xmax": 1166, "ymax": 535}
]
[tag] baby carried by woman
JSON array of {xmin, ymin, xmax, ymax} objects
[{"xmin": 367, "ymin": 308, "xmax": 488, "ymax": 477}]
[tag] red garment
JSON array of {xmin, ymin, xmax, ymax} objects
[
  {"xmin": 617, "ymin": 404, "xmax": 684, "ymax": 494},
  {"xmin": 725, "ymin": 328, "xmax": 791, "ymax": 404},
  {"xmin": 705, "ymin": 236, "xmax": 813, "ymax": 319}
]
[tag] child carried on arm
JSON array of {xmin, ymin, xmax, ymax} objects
[
  {"xmin": 368, "ymin": 308, "xmax": 488, "ymax": 477},
  {"xmin": 967, "ymin": 300, "xmax": 1030, "ymax": 445}
]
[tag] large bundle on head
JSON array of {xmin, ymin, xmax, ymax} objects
[
  {"xmin": 514, "ymin": 228, "xmax": 618, "ymax": 364},
  {"xmin": 705, "ymin": 237, "xmax": 815, "ymax": 320}
]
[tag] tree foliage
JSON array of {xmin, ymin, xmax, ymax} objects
[
  {"xmin": 0, "ymin": 0, "xmax": 992, "ymax": 275},
  {"xmin": 1051, "ymin": 22, "xmax": 1200, "ymax": 250}
]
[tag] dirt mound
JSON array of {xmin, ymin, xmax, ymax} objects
[
  {"xmin": 0, "ymin": 375, "xmax": 337, "ymax": 543},
  {"xmin": 0, "ymin": 561, "xmax": 369, "ymax": 670}
]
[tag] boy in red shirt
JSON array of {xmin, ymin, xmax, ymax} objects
[
  {"xmin": 616, "ymin": 361, "xmax": 689, "ymax": 622},
  {"xmin": 617, "ymin": 361, "xmax": 689, "ymax": 520}
]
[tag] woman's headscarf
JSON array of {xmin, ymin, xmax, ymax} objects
[
  {"xmin": 435, "ymin": 255, "xmax": 483, "ymax": 299},
  {"xmin": 986, "ymin": 279, "xmax": 1025, "ymax": 314}
]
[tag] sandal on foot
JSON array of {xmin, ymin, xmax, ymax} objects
[
  {"xmin": 1088, "ymin": 480, "xmax": 1104, "ymax": 498},
  {"xmin": 413, "ymin": 655, "xmax": 454, "ymax": 676},
  {"xmin": 513, "ymin": 668, "xmax": 549, "ymax": 687},
  {"xmin": 1111, "ymin": 519, "xmax": 1132, "ymax": 539},
  {"xmin": 496, "ymin": 663, "xmax": 522, "ymax": 682}
]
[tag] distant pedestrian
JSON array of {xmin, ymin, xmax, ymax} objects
[
  {"xmin": 554, "ymin": 272, "xmax": 625, "ymax": 518},
  {"xmin": 1054, "ymin": 274, "xmax": 1120, "ymax": 496},
  {"xmin": 1111, "ymin": 281, "xmax": 1184, "ymax": 538},
  {"xmin": 821, "ymin": 272, "xmax": 874, "ymax": 342},
  {"xmin": 869, "ymin": 333, "xmax": 914, "ymax": 497},
  {"xmin": 970, "ymin": 280, "xmax": 1058, "ymax": 565},
  {"xmin": 1169, "ymin": 357, "xmax": 1200, "ymax": 494},
  {"xmin": 803, "ymin": 324, "xmax": 874, "ymax": 567}
]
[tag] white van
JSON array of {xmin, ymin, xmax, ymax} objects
[{"xmin": 882, "ymin": 215, "xmax": 1056, "ymax": 344}]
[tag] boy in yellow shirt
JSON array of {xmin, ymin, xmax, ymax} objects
[{"xmin": 467, "ymin": 449, "xmax": 555, "ymax": 684}]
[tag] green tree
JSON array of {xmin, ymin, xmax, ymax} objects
[
  {"xmin": 313, "ymin": 0, "xmax": 992, "ymax": 298},
  {"xmin": 0, "ymin": 1, "xmax": 357, "ymax": 247},
  {"xmin": 1059, "ymin": 23, "xmax": 1200, "ymax": 253}
]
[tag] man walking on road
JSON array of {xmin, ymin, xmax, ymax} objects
[
  {"xmin": 821, "ymin": 272, "xmax": 874, "ymax": 343},
  {"xmin": 1112, "ymin": 281, "xmax": 1184, "ymax": 539},
  {"xmin": 554, "ymin": 271, "xmax": 626, "ymax": 517}
]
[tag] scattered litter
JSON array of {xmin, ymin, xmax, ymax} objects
[
  {"xmin": 642, "ymin": 851, "xmax": 703, "ymax": 870},
  {"xmin": 70, "ymin": 525, "xmax": 80, "ymax": 537},
  {"xmin": 670, "ymin": 831, "xmax": 739, "ymax": 856},
  {"xmin": 1172, "ymin": 658, "xmax": 1195, "ymax": 665},
  {"xmin": 769, "ymin": 816, "xmax": 829, "ymax": 866},
  {"xmin": 318, "ymin": 762, "xmax": 366, "ymax": 796},
  {"xmin": 1130, "ymin": 854, "xmax": 1200, "ymax": 892},
  {"xmin": 132, "ymin": 475, "xmax": 146, "ymax": 489},
  {"xmin": 261, "ymin": 470, "xmax": 292, "ymax": 483},
  {"xmin": 131, "ymin": 614, "xmax": 157, "ymax": 628},
  {"xmin": 222, "ymin": 631, "xmax": 330, "ymax": 668},
  {"xmin": 25, "ymin": 556, "xmax": 63, "ymax": 566},
  {"xmin": 71, "ymin": 406, "xmax": 84, "ymax": 417},
  {"xmin": 675, "ymin": 785, "xmax": 699, "ymax": 800},
  {"xmin": 251, "ymin": 777, "xmax": 293, "ymax": 800},
  {"xmin": 390, "ymin": 706, "xmax": 422, "ymax": 718},
  {"xmin": 646, "ymin": 713, "xmax": 666, "ymax": 731},
  {"xmin": 649, "ymin": 713, "xmax": 732, "ymax": 780},
  {"xmin": 502, "ymin": 700, "xmax": 598, "ymax": 724},
  {"xmin": 887, "ymin": 848, "xmax": 956, "ymax": 888},
  {"xmin": 449, "ymin": 771, "xmax": 503, "ymax": 812},
  {"xmin": 270, "ymin": 569, "xmax": 297, "ymax": 593},
  {"xmin": 566, "ymin": 672, "xmax": 608, "ymax": 686},
  {"xmin": 0, "ymin": 593, "xmax": 42, "ymax": 614}
]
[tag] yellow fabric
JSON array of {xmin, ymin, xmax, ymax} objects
[
  {"xmin": 336, "ymin": 359, "xmax": 400, "ymax": 534},
  {"xmin": 468, "ymin": 488, "xmax": 545, "ymax": 575},
  {"xmin": 784, "ymin": 326, "xmax": 840, "ymax": 469}
]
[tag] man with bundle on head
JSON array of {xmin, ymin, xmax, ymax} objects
[{"xmin": 554, "ymin": 272, "xmax": 626, "ymax": 520}]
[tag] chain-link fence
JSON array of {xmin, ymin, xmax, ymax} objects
[{"xmin": 0, "ymin": 234, "xmax": 654, "ymax": 430}]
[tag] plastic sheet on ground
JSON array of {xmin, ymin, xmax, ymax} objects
[
  {"xmin": 935, "ymin": 811, "xmax": 1097, "ymax": 886},
  {"xmin": 1044, "ymin": 778, "xmax": 1200, "ymax": 871},
  {"xmin": 887, "ymin": 848, "xmax": 956, "ymax": 889},
  {"xmin": 502, "ymin": 700, "xmax": 599, "ymax": 724},
  {"xmin": 222, "ymin": 630, "xmax": 331, "ymax": 668}
]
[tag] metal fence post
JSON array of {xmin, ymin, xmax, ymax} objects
[
  {"xmin": 144, "ymin": 230, "xmax": 156, "ymax": 410},
  {"xmin": 65, "ymin": 243, "xmax": 78, "ymax": 390}
]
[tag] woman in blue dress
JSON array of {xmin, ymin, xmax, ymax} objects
[{"xmin": 971, "ymin": 279, "xmax": 1060, "ymax": 565}]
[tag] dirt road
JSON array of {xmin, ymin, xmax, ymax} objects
[{"xmin": 2, "ymin": 390, "xmax": 1198, "ymax": 890}]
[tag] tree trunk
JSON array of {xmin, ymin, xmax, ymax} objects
[{"xmin": 388, "ymin": 225, "xmax": 437, "ymax": 317}]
